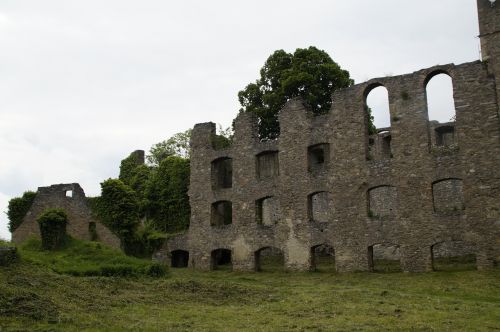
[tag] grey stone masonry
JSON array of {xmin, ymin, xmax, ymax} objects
[
  {"xmin": 12, "ymin": 183, "xmax": 120, "ymax": 249},
  {"xmin": 161, "ymin": 0, "xmax": 500, "ymax": 272}
]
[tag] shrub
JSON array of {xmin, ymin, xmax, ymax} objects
[
  {"xmin": 0, "ymin": 247, "xmax": 19, "ymax": 266},
  {"xmin": 146, "ymin": 263, "xmax": 167, "ymax": 277},
  {"xmin": 37, "ymin": 208, "xmax": 68, "ymax": 250},
  {"xmin": 97, "ymin": 179, "xmax": 140, "ymax": 238},
  {"xmin": 7, "ymin": 191, "xmax": 37, "ymax": 232}
]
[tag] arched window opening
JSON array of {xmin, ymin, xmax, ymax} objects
[
  {"xmin": 432, "ymin": 179, "xmax": 464, "ymax": 215},
  {"xmin": 171, "ymin": 250, "xmax": 189, "ymax": 268},
  {"xmin": 211, "ymin": 201, "xmax": 232, "ymax": 226},
  {"xmin": 367, "ymin": 186, "xmax": 397, "ymax": 219},
  {"xmin": 426, "ymin": 73, "xmax": 456, "ymax": 123},
  {"xmin": 254, "ymin": 247, "xmax": 284, "ymax": 272},
  {"xmin": 211, "ymin": 249, "xmax": 232, "ymax": 270},
  {"xmin": 368, "ymin": 244, "xmax": 401, "ymax": 272},
  {"xmin": 256, "ymin": 151, "xmax": 279, "ymax": 180},
  {"xmin": 365, "ymin": 85, "xmax": 391, "ymax": 160},
  {"xmin": 211, "ymin": 157, "xmax": 232, "ymax": 190},
  {"xmin": 255, "ymin": 196, "xmax": 280, "ymax": 226},
  {"xmin": 366, "ymin": 85, "xmax": 391, "ymax": 131},
  {"xmin": 431, "ymin": 241, "xmax": 476, "ymax": 271},
  {"xmin": 310, "ymin": 244, "xmax": 335, "ymax": 272},
  {"xmin": 308, "ymin": 192, "xmax": 332, "ymax": 223}
]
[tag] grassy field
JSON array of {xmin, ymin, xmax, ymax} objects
[
  {"xmin": 0, "ymin": 245, "xmax": 499, "ymax": 331},
  {"xmin": 15, "ymin": 238, "xmax": 165, "ymax": 277}
]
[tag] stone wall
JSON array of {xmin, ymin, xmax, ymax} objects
[
  {"xmin": 160, "ymin": 0, "xmax": 499, "ymax": 273},
  {"xmin": 12, "ymin": 183, "xmax": 120, "ymax": 249}
]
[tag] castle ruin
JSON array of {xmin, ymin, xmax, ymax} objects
[
  {"xmin": 12, "ymin": 183, "xmax": 120, "ymax": 249},
  {"xmin": 160, "ymin": 0, "xmax": 500, "ymax": 272}
]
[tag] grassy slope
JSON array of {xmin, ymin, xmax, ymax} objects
[
  {"xmin": 0, "ymin": 255, "xmax": 499, "ymax": 331},
  {"xmin": 17, "ymin": 238, "xmax": 164, "ymax": 277}
]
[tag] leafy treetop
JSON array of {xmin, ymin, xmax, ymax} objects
[
  {"xmin": 238, "ymin": 46, "xmax": 354, "ymax": 139},
  {"xmin": 147, "ymin": 129, "xmax": 192, "ymax": 166}
]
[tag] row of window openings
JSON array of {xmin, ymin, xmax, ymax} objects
[
  {"xmin": 171, "ymin": 241, "xmax": 478, "ymax": 272},
  {"xmin": 210, "ymin": 196, "xmax": 326, "ymax": 227},
  {"xmin": 211, "ymin": 145, "xmax": 329, "ymax": 190},
  {"xmin": 213, "ymin": 127, "xmax": 456, "ymax": 190},
  {"xmin": 368, "ymin": 125, "xmax": 455, "ymax": 161},
  {"xmin": 210, "ymin": 181, "xmax": 464, "ymax": 226},
  {"xmin": 366, "ymin": 74, "xmax": 457, "ymax": 137}
]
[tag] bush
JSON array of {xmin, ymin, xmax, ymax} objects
[
  {"xmin": 7, "ymin": 191, "xmax": 37, "ymax": 232},
  {"xmin": 146, "ymin": 263, "xmax": 167, "ymax": 277},
  {"xmin": 122, "ymin": 224, "xmax": 166, "ymax": 258},
  {"xmin": 37, "ymin": 208, "xmax": 68, "ymax": 250},
  {"xmin": 96, "ymin": 179, "xmax": 140, "ymax": 238},
  {"xmin": 0, "ymin": 247, "xmax": 19, "ymax": 266}
]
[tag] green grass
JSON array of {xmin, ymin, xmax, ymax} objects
[
  {"xmin": 17, "ymin": 237, "xmax": 166, "ymax": 277},
  {"xmin": 0, "ymin": 252, "xmax": 498, "ymax": 331},
  {"xmin": 0, "ymin": 239, "xmax": 13, "ymax": 247}
]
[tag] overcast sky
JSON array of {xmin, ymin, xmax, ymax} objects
[{"xmin": 0, "ymin": 1, "xmax": 480, "ymax": 239}]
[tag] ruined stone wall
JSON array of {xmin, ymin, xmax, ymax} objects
[
  {"xmin": 12, "ymin": 183, "xmax": 120, "ymax": 249},
  {"xmin": 161, "ymin": 0, "xmax": 500, "ymax": 272}
]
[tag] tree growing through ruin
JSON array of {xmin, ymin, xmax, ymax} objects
[{"xmin": 238, "ymin": 46, "xmax": 356, "ymax": 139}]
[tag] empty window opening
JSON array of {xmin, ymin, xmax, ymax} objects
[
  {"xmin": 426, "ymin": 73, "xmax": 456, "ymax": 123},
  {"xmin": 310, "ymin": 244, "xmax": 335, "ymax": 272},
  {"xmin": 368, "ymin": 131, "xmax": 393, "ymax": 161},
  {"xmin": 256, "ymin": 196, "xmax": 280, "ymax": 226},
  {"xmin": 254, "ymin": 247, "xmax": 284, "ymax": 272},
  {"xmin": 368, "ymin": 244, "xmax": 401, "ymax": 272},
  {"xmin": 308, "ymin": 192, "xmax": 331, "ymax": 223},
  {"xmin": 432, "ymin": 179, "xmax": 464, "ymax": 214},
  {"xmin": 368, "ymin": 186, "xmax": 397, "ymax": 219},
  {"xmin": 211, "ymin": 157, "xmax": 233, "ymax": 189},
  {"xmin": 366, "ymin": 85, "xmax": 391, "ymax": 130},
  {"xmin": 435, "ymin": 125, "xmax": 455, "ymax": 147},
  {"xmin": 211, "ymin": 201, "xmax": 232, "ymax": 226},
  {"xmin": 308, "ymin": 143, "xmax": 329, "ymax": 172},
  {"xmin": 381, "ymin": 135, "xmax": 392, "ymax": 159},
  {"xmin": 211, "ymin": 249, "xmax": 232, "ymax": 270},
  {"xmin": 431, "ymin": 241, "xmax": 476, "ymax": 271},
  {"xmin": 256, "ymin": 151, "xmax": 279, "ymax": 180},
  {"xmin": 171, "ymin": 250, "xmax": 189, "ymax": 268},
  {"xmin": 65, "ymin": 190, "xmax": 73, "ymax": 198},
  {"xmin": 88, "ymin": 222, "xmax": 97, "ymax": 241}
]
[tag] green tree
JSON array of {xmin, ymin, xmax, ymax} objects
[
  {"xmin": 238, "ymin": 46, "xmax": 355, "ymax": 139},
  {"xmin": 7, "ymin": 191, "xmax": 37, "ymax": 232},
  {"xmin": 366, "ymin": 106, "xmax": 377, "ymax": 135},
  {"xmin": 145, "ymin": 156, "xmax": 190, "ymax": 233},
  {"xmin": 147, "ymin": 129, "xmax": 192, "ymax": 166},
  {"xmin": 97, "ymin": 179, "xmax": 140, "ymax": 239}
]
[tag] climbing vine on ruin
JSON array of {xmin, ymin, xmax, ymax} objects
[{"xmin": 7, "ymin": 191, "xmax": 37, "ymax": 232}]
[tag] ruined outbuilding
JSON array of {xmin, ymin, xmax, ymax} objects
[
  {"xmin": 159, "ymin": 0, "xmax": 500, "ymax": 272},
  {"xmin": 12, "ymin": 183, "xmax": 120, "ymax": 249}
]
